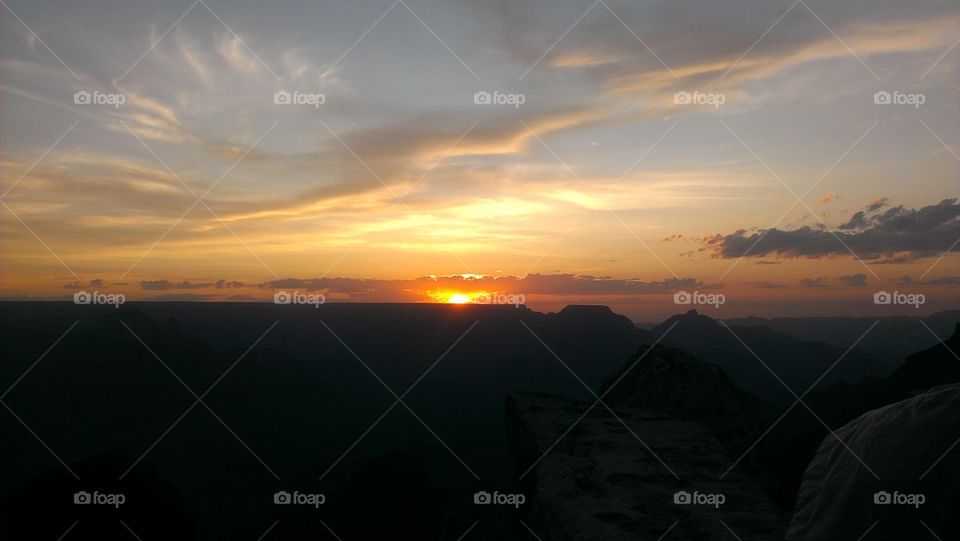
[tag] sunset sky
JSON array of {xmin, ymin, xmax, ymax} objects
[{"xmin": 1, "ymin": 0, "xmax": 958, "ymax": 319}]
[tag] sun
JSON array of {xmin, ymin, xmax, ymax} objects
[{"xmin": 447, "ymin": 293, "xmax": 471, "ymax": 304}]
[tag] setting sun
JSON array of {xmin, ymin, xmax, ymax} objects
[{"xmin": 447, "ymin": 293, "xmax": 471, "ymax": 304}]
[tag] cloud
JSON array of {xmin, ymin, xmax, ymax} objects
[
  {"xmin": 216, "ymin": 35, "xmax": 263, "ymax": 75},
  {"xmin": 837, "ymin": 273, "xmax": 868, "ymax": 287},
  {"xmin": 111, "ymin": 89, "xmax": 273, "ymax": 162},
  {"xmin": 872, "ymin": 256, "xmax": 917, "ymax": 265},
  {"xmin": 839, "ymin": 212, "xmax": 870, "ymax": 231},
  {"xmin": 751, "ymin": 281, "xmax": 786, "ymax": 289},
  {"xmin": 924, "ymin": 276, "xmax": 960, "ymax": 286},
  {"xmin": 144, "ymin": 293, "xmax": 220, "ymax": 301},
  {"xmin": 256, "ymin": 273, "xmax": 701, "ymax": 300},
  {"xmin": 840, "ymin": 198, "xmax": 892, "ymax": 230},
  {"xmin": 800, "ymin": 277, "xmax": 829, "ymax": 288},
  {"xmin": 127, "ymin": 274, "xmax": 701, "ymax": 302},
  {"xmin": 706, "ymin": 199, "xmax": 960, "ymax": 261},
  {"xmin": 140, "ymin": 280, "xmax": 215, "ymax": 291},
  {"xmin": 471, "ymin": 0, "xmax": 958, "ymax": 113},
  {"xmin": 866, "ymin": 197, "xmax": 889, "ymax": 212},
  {"xmin": 4, "ymin": 2, "xmax": 959, "ymax": 309},
  {"xmin": 896, "ymin": 275, "xmax": 960, "ymax": 286},
  {"xmin": 60, "ymin": 278, "xmax": 102, "ymax": 290}
]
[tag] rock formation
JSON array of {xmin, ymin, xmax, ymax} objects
[
  {"xmin": 599, "ymin": 344, "xmax": 763, "ymax": 459},
  {"xmin": 506, "ymin": 393, "xmax": 784, "ymax": 540},
  {"xmin": 787, "ymin": 383, "xmax": 960, "ymax": 540}
]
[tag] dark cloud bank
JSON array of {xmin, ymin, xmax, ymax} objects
[{"xmin": 706, "ymin": 199, "xmax": 960, "ymax": 262}]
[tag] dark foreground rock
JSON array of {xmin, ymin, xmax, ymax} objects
[
  {"xmin": 600, "ymin": 344, "xmax": 763, "ymax": 459},
  {"xmin": 506, "ymin": 393, "xmax": 784, "ymax": 540},
  {"xmin": 787, "ymin": 383, "xmax": 960, "ymax": 540}
]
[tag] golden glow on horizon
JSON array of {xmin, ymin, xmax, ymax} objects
[{"xmin": 428, "ymin": 290, "xmax": 493, "ymax": 304}]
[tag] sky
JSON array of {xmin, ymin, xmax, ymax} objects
[{"xmin": 1, "ymin": 0, "xmax": 958, "ymax": 320}]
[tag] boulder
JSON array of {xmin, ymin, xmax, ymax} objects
[{"xmin": 787, "ymin": 383, "xmax": 960, "ymax": 540}]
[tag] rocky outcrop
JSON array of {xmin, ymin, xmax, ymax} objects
[
  {"xmin": 887, "ymin": 323, "xmax": 960, "ymax": 397},
  {"xmin": 507, "ymin": 393, "xmax": 784, "ymax": 540},
  {"xmin": 599, "ymin": 344, "xmax": 762, "ymax": 459},
  {"xmin": 787, "ymin": 383, "xmax": 960, "ymax": 540}
]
